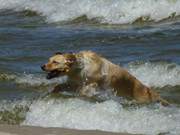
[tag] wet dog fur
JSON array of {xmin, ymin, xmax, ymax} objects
[{"xmin": 41, "ymin": 51, "xmax": 169, "ymax": 106}]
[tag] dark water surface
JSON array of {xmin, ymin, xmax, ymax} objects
[{"xmin": 0, "ymin": 2, "xmax": 180, "ymax": 134}]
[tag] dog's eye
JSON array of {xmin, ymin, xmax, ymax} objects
[{"xmin": 53, "ymin": 61, "xmax": 59, "ymax": 64}]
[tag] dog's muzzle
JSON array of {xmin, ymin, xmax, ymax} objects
[
  {"xmin": 41, "ymin": 65, "xmax": 68, "ymax": 79},
  {"xmin": 41, "ymin": 65, "xmax": 59, "ymax": 79}
]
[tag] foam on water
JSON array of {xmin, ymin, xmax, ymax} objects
[
  {"xmin": 0, "ymin": 62, "xmax": 180, "ymax": 88},
  {"xmin": 0, "ymin": 73, "xmax": 67, "ymax": 87},
  {"xmin": 22, "ymin": 98, "xmax": 180, "ymax": 135},
  {"xmin": 0, "ymin": 0, "xmax": 180, "ymax": 24},
  {"xmin": 127, "ymin": 62, "xmax": 180, "ymax": 87},
  {"xmin": 0, "ymin": 73, "xmax": 16, "ymax": 81},
  {"xmin": 0, "ymin": 100, "xmax": 30, "ymax": 112},
  {"xmin": 14, "ymin": 74, "xmax": 67, "ymax": 87}
]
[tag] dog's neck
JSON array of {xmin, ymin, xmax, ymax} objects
[
  {"xmin": 72, "ymin": 53, "xmax": 90, "ymax": 80},
  {"xmin": 75, "ymin": 53, "xmax": 84, "ymax": 68},
  {"xmin": 67, "ymin": 54, "xmax": 96, "ymax": 85},
  {"xmin": 65, "ymin": 53, "xmax": 83, "ymax": 79}
]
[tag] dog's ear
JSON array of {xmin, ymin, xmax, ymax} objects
[
  {"xmin": 55, "ymin": 52, "xmax": 63, "ymax": 55},
  {"xmin": 66, "ymin": 53, "xmax": 76, "ymax": 65}
]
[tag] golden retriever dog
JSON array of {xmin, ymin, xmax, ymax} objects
[{"xmin": 41, "ymin": 51, "xmax": 169, "ymax": 106}]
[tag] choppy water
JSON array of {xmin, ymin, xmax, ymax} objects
[{"xmin": 0, "ymin": 0, "xmax": 180, "ymax": 135}]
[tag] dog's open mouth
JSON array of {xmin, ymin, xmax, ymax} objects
[
  {"xmin": 46, "ymin": 70, "xmax": 60, "ymax": 79},
  {"xmin": 47, "ymin": 70, "xmax": 59, "ymax": 79},
  {"xmin": 46, "ymin": 69, "xmax": 67, "ymax": 79}
]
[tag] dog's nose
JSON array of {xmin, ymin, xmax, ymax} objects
[{"xmin": 41, "ymin": 65, "xmax": 45, "ymax": 71}]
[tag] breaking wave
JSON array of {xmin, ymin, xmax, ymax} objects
[
  {"xmin": 0, "ymin": 0, "xmax": 180, "ymax": 24},
  {"xmin": 22, "ymin": 98, "xmax": 180, "ymax": 135},
  {"xmin": 0, "ymin": 73, "xmax": 67, "ymax": 87},
  {"xmin": 127, "ymin": 62, "xmax": 180, "ymax": 87},
  {"xmin": 1, "ymin": 98, "xmax": 180, "ymax": 135}
]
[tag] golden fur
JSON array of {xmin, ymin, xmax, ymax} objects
[{"xmin": 41, "ymin": 51, "xmax": 169, "ymax": 106}]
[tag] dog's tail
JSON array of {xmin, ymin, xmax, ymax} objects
[
  {"xmin": 158, "ymin": 97, "xmax": 170, "ymax": 106},
  {"xmin": 147, "ymin": 88, "xmax": 170, "ymax": 106}
]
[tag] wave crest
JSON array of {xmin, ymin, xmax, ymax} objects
[
  {"xmin": 22, "ymin": 98, "xmax": 180, "ymax": 135},
  {"xmin": 0, "ymin": 0, "xmax": 180, "ymax": 24},
  {"xmin": 0, "ymin": 73, "xmax": 67, "ymax": 87},
  {"xmin": 15, "ymin": 74, "xmax": 67, "ymax": 87},
  {"xmin": 0, "ymin": 73, "xmax": 16, "ymax": 81},
  {"xmin": 128, "ymin": 62, "xmax": 180, "ymax": 87},
  {"xmin": 1, "ymin": 98, "xmax": 180, "ymax": 135}
]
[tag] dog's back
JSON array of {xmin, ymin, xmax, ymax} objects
[{"xmin": 77, "ymin": 51, "xmax": 169, "ymax": 105}]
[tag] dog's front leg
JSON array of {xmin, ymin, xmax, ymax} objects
[
  {"xmin": 80, "ymin": 82, "xmax": 99, "ymax": 97},
  {"xmin": 51, "ymin": 84, "xmax": 61, "ymax": 93}
]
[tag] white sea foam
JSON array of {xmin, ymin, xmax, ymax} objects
[
  {"xmin": 127, "ymin": 62, "xmax": 180, "ymax": 87},
  {"xmin": 15, "ymin": 74, "xmax": 67, "ymax": 87},
  {"xmin": 0, "ymin": 73, "xmax": 67, "ymax": 87},
  {"xmin": 0, "ymin": 100, "xmax": 30, "ymax": 112},
  {"xmin": 22, "ymin": 98, "xmax": 180, "ymax": 135},
  {"xmin": 0, "ymin": 0, "xmax": 180, "ymax": 24},
  {"xmin": 0, "ymin": 73, "xmax": 16, "ymax": 81}
]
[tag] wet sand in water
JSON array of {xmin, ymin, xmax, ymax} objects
[{"xmin": 0, "ymin": 125, "xmax": 140, "ymax": 135}]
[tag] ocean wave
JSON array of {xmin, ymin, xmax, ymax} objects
[
  {"xmin": 1, "ymin": 98, "xmax": 180, "ymax": 135},
  {"xmin": 127, "ymin": 62, "xmax": 180, "ymax": 87},
  {"xmin": 0, "ymin": 73, "xmax": 67, "ymax": 87},
  {"xmin": 0, "ymin": 73, "xmax": 16, "ymax": 81},
  {"xmin": 22, "ymin": 98, "xmax": 180, "ymax": 135},
  {"xmin": 0, "ymin": 0, "xmax": 180, "ymax": 24},
  {"xmin": 15, "ymin": 74, "xmax": 67, "ymax": 87},
  {"xmin": 0, "ymin": 62, "xmax": 180, "ymax": 88}
]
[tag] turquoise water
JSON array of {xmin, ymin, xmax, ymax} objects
[{"xmin": 0, "ymin": 1, "xmax": 180, "ymax": 135}]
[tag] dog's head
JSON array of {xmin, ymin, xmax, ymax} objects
[{"xmin": 41, "ymin": 52, "xmax": 76, "ymax": 79}]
